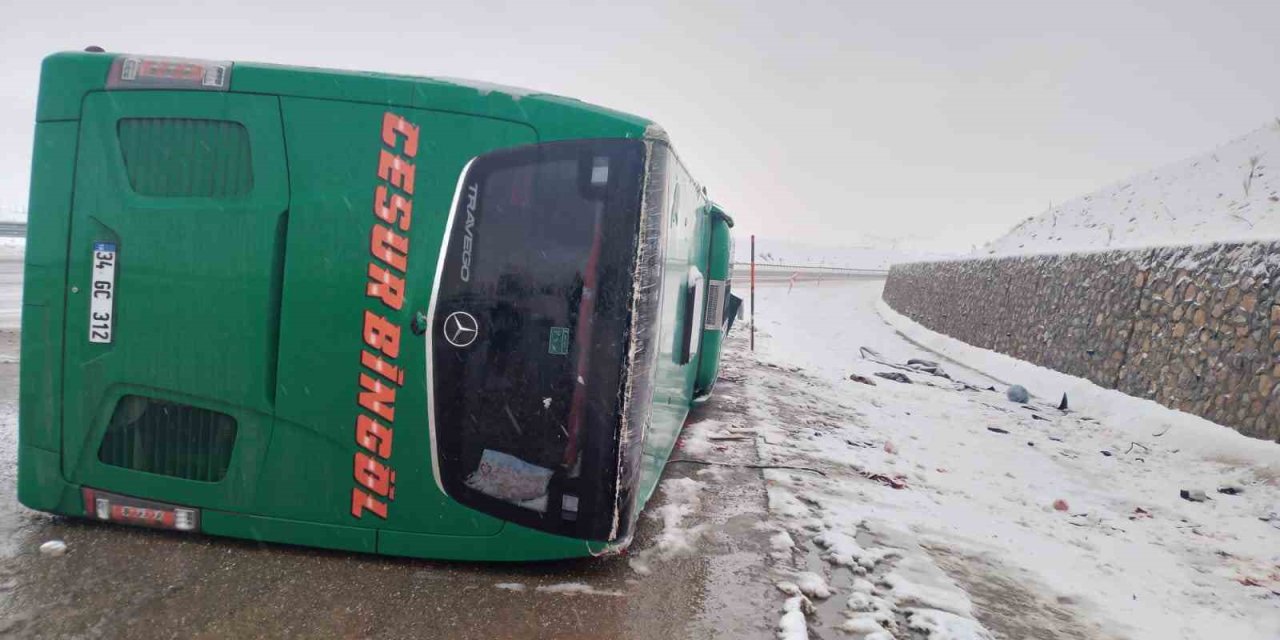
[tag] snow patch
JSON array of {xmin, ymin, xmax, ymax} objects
[
  {"xmin": 814, "ymin": 530, "xmax": 896, "ymax": 570},
  {"xmin": 38, "ymin": 540, "xmax": 66, "ymax": 557},
  {"xmin": 629, "ymin": 477, "xmax": 707, "ymax": 575},
  {"xmin": 906, "ymin": 608, "xmax": 994, "ymax": 640},
  {"xmin": 769, "ymin": 529, "xmax": 796, "ymax": 558},
  {"xmin": 534, "ymin": 582, "xmax": 624, "ymax": 597},
  {"xmin": 791, "ymin": 571, "xmax": 831, "ymax": 599},
  {"xmin": 777, "ymin": 595, "xmax": 809, "ymax": 640},
  {"xmin": 883, "ymin": 562, "xmax": 974, "ymax": 618}
]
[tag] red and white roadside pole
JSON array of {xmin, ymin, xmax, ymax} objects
[{"xmin": 750, "ymin": 234, "xmax": 755, "ymax": 352}]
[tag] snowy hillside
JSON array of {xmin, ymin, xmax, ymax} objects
[{"xmin": 984, "ymin": 120, "xmax": 1280, "ymax": 256}]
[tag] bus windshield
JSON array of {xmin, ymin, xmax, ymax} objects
[{"xmin": 431, "ymin": 139, "xmax": 647, "ymax": 540}]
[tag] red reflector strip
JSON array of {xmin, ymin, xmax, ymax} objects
[
  {"xmin": 80, "ymin": 488, "xmax": 200, "ymax": 532},
  {"xmin": 81, "ymin": 487, "xmax": 96, "ymax": 517}
]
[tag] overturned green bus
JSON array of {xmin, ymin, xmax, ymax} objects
[{"xmin": 18, "ymin": 52, "xmax": 739, "ymax": 560}]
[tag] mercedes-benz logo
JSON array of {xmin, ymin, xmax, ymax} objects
[{"xmin": 443, "ymin": 311, "xmax": 479, "ymax": 348}]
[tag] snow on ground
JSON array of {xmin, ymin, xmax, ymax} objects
[
  {"xmin": 628, "ymin": 473, "xmax": 709, "ymax": 576},
  {"xmin": 734, "ymin": 280, "xmax": 1280, "ymax": 639},
  {"xmin": 982, "ymin": 120, "xmax": 1280, "ymax": 256}
]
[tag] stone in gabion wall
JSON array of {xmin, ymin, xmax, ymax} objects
[
  {"xmin": 882, "ymin": 241, "xmax": 1280, "ymax": 442},
  {"xmin": 1117, "ymin": 243, "xmax": 1280, "ymax": 438}
]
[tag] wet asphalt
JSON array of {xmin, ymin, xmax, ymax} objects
[{"xmin": 0, "ymin": 322, "xmax": 778, "ymax": 639}]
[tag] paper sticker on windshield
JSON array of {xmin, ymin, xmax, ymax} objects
[
  {"xmin": 465, "ymin": 449, "xmax": 552, "ymax": 506},
  {"xmin": 548, "ymin": 326, "xmax": 570, "ymax": 355}
]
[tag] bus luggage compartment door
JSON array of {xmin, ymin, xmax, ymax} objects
[{"xmin": 61, "ymin": 91, "xmax": 288, "ymax": 508}]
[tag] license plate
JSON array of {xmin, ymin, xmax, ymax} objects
[{"xmin": 89, "ymin": 242, "xmax": 117, "ymax": 344}]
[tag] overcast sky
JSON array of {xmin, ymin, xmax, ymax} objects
[{"xmin": 1, "ymin": 0, "xmax": 1277, "ymax": 252}]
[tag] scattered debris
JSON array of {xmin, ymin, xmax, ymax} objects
[
  {"xmin": 1101, "ymin": 450, "xmax": 1113, "ymax": 457},
  {"xmin": 874, "ymin": 372, "xmax": 912, "ymax": 384},
  {"xmin": 906, "ymin": 358, "xmax": 951, "ymax": 379},
  {"xmin": 1031, "ymin": 414, "xmax": 1048, "ymax": 421},
  {"xmin": 848, "ymin": 373, "xmax": 877, "ymax": 386},
  {"xmin": 883, "ymin": 441, "xmax": 898, "ymax": 455},
  {"xmin": 1217, "ymin": 486, "xmax": 1244, "ymax": 496},
  {"xmin": 858, "ymin": 346, "xmax": 884, "ymax": 360},
  {"xmin": 1180, "ymin": 489, "xmax": 1209, "ymax": 503},
  {"xmin": 1006, "ymin": 385, "xmax": 1030, "ymax": 403},
  {"xmin": 39, "ymin": 540, "xmax": 66, "ymax": 557},
  {"xmin": 1130, "ymin": 507, "xmax": 1153, "ymax": 520},
  {"xmin": 1125, "ymin": 442, "xmax": 1150, "ymax": 454},
  {"xmin": 861, "ymin": 471, "xmax": 908, "ymax": 489},
  {"xmin": 1053, "ymin": 499, "xmax": 1070, "ymax": 512},
  {"xmin": 987, "ymin": 427, "xmax": 1010, "ymax": 434},
  {"xmin": 1058, "ymin": 393, "xmax": 1069, "ymax": 411}
]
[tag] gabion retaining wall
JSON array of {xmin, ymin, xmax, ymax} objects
[{"xmin": 882, "ymin": 242, "xmax": 1280, "ymax": 442}]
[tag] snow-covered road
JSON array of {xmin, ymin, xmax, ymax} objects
[{"xmin": 709, "ymin": 279, "xmax": 1280, "ymax": 639}]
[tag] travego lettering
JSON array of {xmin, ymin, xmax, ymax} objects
[{"xmin": 459, "ymin": 183, "xmax": 478, "ymax": 282}]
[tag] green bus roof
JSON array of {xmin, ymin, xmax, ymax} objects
[{"xmin": 36, "ymin": 51, "xmax": 655, "ymax": 142}]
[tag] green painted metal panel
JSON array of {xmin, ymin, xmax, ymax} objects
[
  {"xmin": 377, "ymin": 523, "xmax": 593, "ymax": 561},
  {"xmin": 258, "ymin": 97, "xmax": 536, "ymax": 536},
  {"xmin": 634, "ymin": 145, "xmax": 710, "ymax": 512},
  {"xmin": 18, "ymin": 120, "xmax": 78, "ymax": 456},
  {"xmin": 61, "ymin": 90, "xmax": 288, "ymax": 512},
  {"xmin": 34, "ymin": 52, "xmax": 113, "ymax": 122},
  {"xmin": 231, "ymin": 60, "xmax": 651, "ymax": 141},
  {"xmin": 695, "ymin": 208, "xmax": 734, "ymax": 397},
  {"xmin": 17, "ymin": 445, "xmax": 64, "ymax": 511},
  {"xmin": 202, "ymin": 510, "xmax": 377, "ymax": 554}
]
